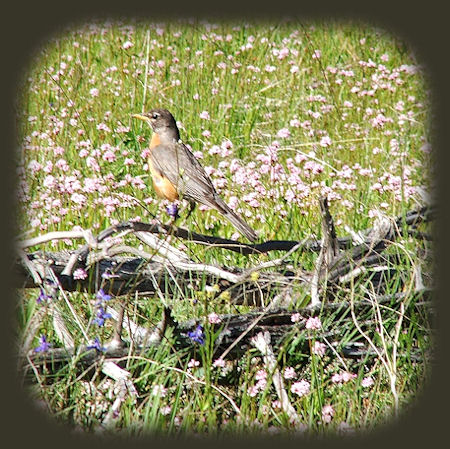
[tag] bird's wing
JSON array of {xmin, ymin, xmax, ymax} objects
[{"xmin": 150, "ymin": 142, "xmax": 217, "ymax": 204}]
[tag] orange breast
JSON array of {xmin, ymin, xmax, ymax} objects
[
  {"xmin": 150, "ymin": 132, "xmax": 161, "ymax": 149},
  {"xmin": 148, "ymin": 157, "xmax": 179, "ymax": 201}
]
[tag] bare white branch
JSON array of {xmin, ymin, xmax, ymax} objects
[
  {"xmin": 19, "ymin": 229, "xmax": 97, "ymax": 250},
  {"xmin": 251, "ymin": 331, "xmax": 300, "ymax": 425}
]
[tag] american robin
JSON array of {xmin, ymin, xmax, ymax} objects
[{"xmin": 132, "ymin": 108, "xmax": 258, "ymax": 242}]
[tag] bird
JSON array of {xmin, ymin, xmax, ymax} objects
[{"xmin": 132, "ymin": 108, "xmax": 258, "ymax": 242}]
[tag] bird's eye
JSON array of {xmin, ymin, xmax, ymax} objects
[{"xmin": 152, "ymin": 113, "xmax": 159, "ymax": 119}]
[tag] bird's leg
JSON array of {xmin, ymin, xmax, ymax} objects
[{"xmin": 185, "ymin": 200, "xmax": 196, "ymax": 220}]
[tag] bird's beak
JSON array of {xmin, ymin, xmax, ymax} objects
[{"xmin": 132, "ymin": 113, "xmax": 149, "ymax": 122}]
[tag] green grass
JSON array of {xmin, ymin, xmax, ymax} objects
[{"xmin": 16, "ymin": 19, "xmax": 432, "ymax": 436}]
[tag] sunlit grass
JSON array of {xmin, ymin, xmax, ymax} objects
[{"xmin": 16, "ymin": 19, "xmax": 432, "ymax": 436}]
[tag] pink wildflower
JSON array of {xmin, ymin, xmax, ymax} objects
[
  {"xmin": 277, "ymin": 128, "xmax": 291, "ymax": 138},
  {"xmin": 312, "ymin": 341, "xmax": 326, "ymax": 357},
  {"xmin": 331, "ymin": 373, "xmax": 342, "ymax": 384},
  {"xmin": 361, "ymin": 376, "xmax": 374, "ymax": 388},
  {"xmin": 371, "ymin": 113, "xmax": 390, "ymax": 128},
  {"xmin": 278, "ymin": 47, "xmax": 290, "ymax": 60},
  {"xmin": 332, "ymin": 371, "xmax": 356, "ymax": 384},
  {"xmin": 256, "ymin": 378, "xmax": 267, "ymax": 390},
  {"xmin": 255, "ymin": 370, "xmax": 267, "ymax": 381},
  {"xmin": 43, "ymin": 161, "xmax": 53, "ymax": 173},
  {"xmin": 53, "ymin": 146, "xmax": 65, "ymax": 155},
  {"xmin": 208, "ymin": 312, "xmax": 222, "ymax": 324},
  {"xmin": 70, "ymin": 192, "xmax": 86, "ymax": 206},
  {"xmin": 213, "ymin": 358, "xmax": 225, "ymax": 368},
  {"xmin": 55, "ymin": 158, "xmax": 69, "ymax": 172},
  {"xmin": 73, "ymin": 268, "xmax": 88, "ymax": 280},
  {"xmin": 283, "ymin": 367, "xmax": 296, "ymax": 379},
  {"xmin": 28, "ymin": 160, "xmax": 42, "ymax": 173},
  {"xmin": 320, "ymin": 136, "xmax": 332, "ymax": 147},
  {"xmin": 341, "ymin": 371, "xmax": 357, "ymax": 382},
  {"xmin": 44, "ymin": 175, "xmax": 56, "ymax": 189},
  {"xmin": 160, "ymin": 405, "xmax": 172, "ymax": 416},
  {"xmin": 96, "ymin": 123, "xmax": 111, "ymax": 133},
  {"xmin": 86, "ymin": 156, "xmax": 100, "ymax": 172},
  {"xmin": 248, "ymin": 385, "xmax": 259, "ymax": 397},
  {"xmin": 187, "ymin": 359, "xmax": 200, "ymax": 368},
  {"xmin": 272, "ymin": 400, "xmax": 282, "ymax": 409},
  {"xmin": 151, "ymin": 384, "xmax": 167, "ymax": 397},
  {"xmin": 322, "ymin": 404, "xmax": 335, "ymax": 423},
  {"xmin": 305, "ymin": 316, "xmax": 322, "ymax": 330},
  {"xmin": 290, "ymin": 380, "xmax": 310, "ymax": 397}
]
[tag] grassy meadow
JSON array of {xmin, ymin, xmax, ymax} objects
[{"xmin": 16, "ymin": 20, "xmax": 433, "ymax": 437}]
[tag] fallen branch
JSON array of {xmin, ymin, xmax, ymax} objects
[
  {"xmin": 252, "ymin": 331, "xmax": 300, "ymax": 424},
  {"xmin": 15, "ymin": 206, "xmax": 433, "ymax": 305},
  {"xmin": 21, "ymin": 288, "xmax": 433, "ymax": 374}
]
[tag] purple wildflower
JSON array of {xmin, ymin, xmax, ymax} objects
[
  {"xmin": 166, "ymin": 203, "xmax": 179, "ymax": 219},
  {"xmin": 188, "ymin": 325, "xmax": 205, "ymax": 345},
  {"xmin": 87, "ymin": 337, "xmax": 106, "ymax": 352},
  {"xmin": 93, "ymin": 306, "xmax": 112, "ymax": 327},
  {"xmin": 96, "ymin": 288, "xmax": 112, "ymax": 302},
  {"xmin": 101, "ymin": 270, "xmax": 118, "ymax": 280},
  {"xmin": 37, "ymin": 289, "xmax": 52, "ymax": 304},
  {"xmin": 34, "ymin": 334, "xmax": 51, "ymax": 353}
]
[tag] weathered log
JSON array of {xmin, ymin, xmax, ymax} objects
[
  {"xmin": 15, "ymin": 206, "xmax": 433, "ymax": 304},
  {"xmin": 17, "ymin": 203, "xmax": 433, "ymax": 381},
  {"xmin": 21, "ymin": 288, "xmax": 433, "ymax": 376},
  {"xmin": 15, "ymin": 250, "xmax": 296, "ymax": 305}
]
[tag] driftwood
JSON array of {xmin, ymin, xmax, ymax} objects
[
  {"xmin": 17, "ymin": 201, "xmax": 434, "ymax": 374},
  {"xmin": 16, "ymin": 205, "xmax": 434, "ymax": 300},
  {"xmin": 23, "ymin": 288, "xmax": 432, "ymax": 374}
]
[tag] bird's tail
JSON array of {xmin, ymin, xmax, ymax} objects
[{"xmin": 213, "ymin": 197, "xmax": 258, "ymax": 242}]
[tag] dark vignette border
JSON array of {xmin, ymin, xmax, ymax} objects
[{"xmin": 2, "ymin": 2, "xmax": 447, "ymax": 449}]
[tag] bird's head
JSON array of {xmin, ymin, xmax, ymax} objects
[{"xmin": 132, "ymin": 108, "xmax": 179, "ymax": 141}]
